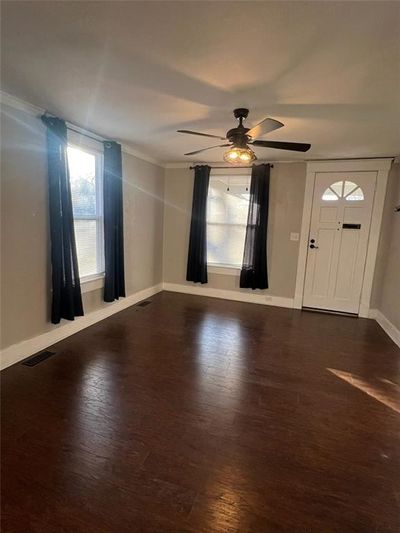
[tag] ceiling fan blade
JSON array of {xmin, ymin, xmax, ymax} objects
[
  {"xmin": 246, "ymin": 118, "xmax": 284, "ymax": 139},
  {"xmin": 184, "ymin": 144, "xmax": 231, "ymax": 156},
  {"xmin": 177, "ymin": 129, "xmax": 226, "ymax": 141},
  {"xmin": 251, "ymin": 140, "xmax": 311, "ymax": 152}
]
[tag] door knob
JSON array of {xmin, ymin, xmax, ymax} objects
[{"xmin": 310, "ymin": 244, "xmax": 319, "ymax": 249}]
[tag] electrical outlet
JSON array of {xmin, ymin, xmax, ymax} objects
[{"xmin": 290, "ymin": 232, "xmax": 300, "ymax": 242}]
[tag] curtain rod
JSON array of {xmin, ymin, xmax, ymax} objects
[
  {"xmin": 44, "ymin": 111, "xmax": 112, "ymax": 144},
  {"xmin": 189, "ymin": 164, "xmax": 274, "ymax": 169},
  {"xmin": 67, "ymin": 125, "xmax": 110, "ymax": 144}
]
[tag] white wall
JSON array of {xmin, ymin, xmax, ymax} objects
[
  {"xmin": 163, "ymin": 163, "xmax": 306, "ymax": 301},
  {"xmin": 0, "ymin": 103, "xmax": 165, "ymax": 350},
  {"xmin": 371, "ymin": 163, "xmax": 400, "ymax": 330}
]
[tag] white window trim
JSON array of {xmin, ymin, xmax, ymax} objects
[
  {"xmin": 208, "ymin": 263, "xmax": 241, "ymax": 276},
  {"xmin": 80, "ymin": 273, "xmax": 105, "ymax": 294},
  {"xmin": 67, "ymin": 131, "xmax": 105, "ymax": 291}
]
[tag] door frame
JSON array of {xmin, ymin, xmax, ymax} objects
[{"xmin": 294, "ymin": 159, "xmax": 393, "ymax": 317}]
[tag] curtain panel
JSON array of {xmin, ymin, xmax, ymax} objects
[
  {"xmin": 186, "ymin": 165, "xmax": 211, "ymax": 284},
  {"xmin": 41, "ymin": 115, "xmax": 84, "ymax": 324},
  {"xmin": 103, "ymin": 141, "xmax": 126, "ymax": 302},
  {"xmin": 240, "ymin": 163, "xmax": 270, "ymax": 290}
]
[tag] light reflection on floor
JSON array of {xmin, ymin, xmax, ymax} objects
[
  {"xmin": 196, "ymin": 314, "xmax": 246, "ymax": 407},
  {"xmin": 197, "ymin": 314, "xmax": 245, "ymax": 358},
  {"xmin": 328, "ymin": 368, "xmax": 400, "ymax": 414},
  {"xmin": 206, "ymin": 473, "xmax": 242, "ymax": 531},
  {"xmin": 70, "ymin": 357, "xmax": 119, "ymax": 478}
]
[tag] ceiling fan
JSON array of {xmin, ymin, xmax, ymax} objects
[{"xmin": 177, "ymin": 108, "xmax": 311, "ymax": 164}]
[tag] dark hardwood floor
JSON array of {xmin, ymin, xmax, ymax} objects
[{"xmin": 2, "ymin": 292, "xmax": 400, "ymax": 532}]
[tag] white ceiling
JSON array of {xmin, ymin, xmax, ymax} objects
[{"xmin": 2, "ymin": 1, "xmax": 400, "ymax": 164}]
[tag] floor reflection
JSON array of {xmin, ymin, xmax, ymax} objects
[
  {"xmin": 69, "ymin": 357, "xmax": 120, "ymax": 478},
  {"xmin": 328, "ymin": 368, "xmax": 400, "ymax": 414},
  {"xmin": 195, "ymin": 313, "xmax": 247, "ymax": 407},
  {"xmin": 196, "ymin": 313, "xmax": 245, "ymax": 359}
]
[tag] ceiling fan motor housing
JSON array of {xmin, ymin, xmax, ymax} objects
[
  {"xmin": 227, "ymin": 108, "xmax": 252, "ymax": 146},
  {"xmin": 233, "ymin": 108, "xmax": 249, "ymax": 120},
  {"xmin": 226, "ymin": 129, "xmax": 250, "ymax": 147}
]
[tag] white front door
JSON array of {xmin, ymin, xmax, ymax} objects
[{"xmin": 303, "ymin": 171, "xmax": 376, "ymax": 314}]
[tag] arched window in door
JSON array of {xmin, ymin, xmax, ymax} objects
[{"xmin": 322, "ymin": 180, "xmax": 364, "ymax": 202}]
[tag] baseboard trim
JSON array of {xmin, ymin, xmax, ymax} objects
[
  {"xmin": 0, "ymin": 283, "xmax": 163, "ymax": 371},
  {"xmin": 4, "ymin": 286, "xmax": 395, "ymax": 371},
  {"xmin": 371, "ymin": 309, "xmax": 400, "ymax": 348},
  {"xmin": 162, "ymin": 282, "xmax": 294, "ymax": 309}
]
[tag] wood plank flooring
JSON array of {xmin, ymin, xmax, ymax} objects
[{"xmin": 2, "ymin": 291, "xmax": 400, "ymax": 532}]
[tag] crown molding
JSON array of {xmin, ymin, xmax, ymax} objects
[
  {"xmin": 164, "ymin": 159, "xmax": 306, "ymax": 169},
  {"xmin": 0, "ymin": 90, "xmax": 43, "ymax": 115},
  {"xmin": 164, "ymin": 162, "xmax": 193, "ymax": 169},
  {"xmin": 122, "ymin": 143, "xmax": 163, "ymax": 167},
  {"xmin": 0, "ymin": 90, "xmax": 164, "ymax": 168},
  {"xmin": 165, "ymin": 157, "xmax": 396, "ymax": 170},
  {"xmin": 307, "ymin": 158, "xmax": 394, "ymax": 172}
]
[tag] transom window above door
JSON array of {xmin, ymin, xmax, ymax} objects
[{"xmin": 322, "ymin": 180, "xmax": 364, "ymax": 202}]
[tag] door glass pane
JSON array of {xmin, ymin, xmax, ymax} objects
[
  {"xmin": 74, "ymin": 219, "xmax": 97, "ymax": 277},
  {"xmin": 330, "ymin": 181, "xmax": 343, "ymax": 196},
  {"xmin": 346, "ymin": 187, "xmax": 364, "ymax": 201},
  {"xmin": 322, "ymin": 188, "xmax": 339, "ymax": 201},
  {"xmin": 343, "ymin": 181, "xmax": 358, "ymax": 197}
]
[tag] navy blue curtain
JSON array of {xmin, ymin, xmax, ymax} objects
[
  {"xmin": 240, "ymin": 163, "xmax": 270, "ymax": 289},
  {"xmin": 186, "ymin": 165, "xmax": 211, "ymax": 284},
  {"xmin": 103, "ymin": 141, "xmax": 125, "ymax": 302},
  {"xmin": 41, "ymin": 115, "xmax": 84, "ymax": 324}
]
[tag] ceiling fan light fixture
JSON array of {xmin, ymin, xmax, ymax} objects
[{"xmin": 223, "ymin": 146, "xmax": 256, "ymax": 165}]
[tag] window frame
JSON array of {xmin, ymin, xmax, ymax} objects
[
  {"xmin": 206, "ymin": 170, "xmax": 251, "ymax": 272},
  {"xmin": 67, "ymin": 132, "xmax": 105, "ymax": 287}
]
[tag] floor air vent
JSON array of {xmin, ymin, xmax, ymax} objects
[
  {"xmin": 137, "ymin": 300, "xmax": 152, "ymax": 308},
  {"xmin": 22, "ymin": 351, "xmax": 55, "ymax": 366}
]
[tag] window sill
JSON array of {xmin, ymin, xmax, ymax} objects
[
  {"xmin": 208, "ymin": 264, "xmax": 241, "ymax": 276},
  {"xmin": 80, "ymin": 273, "xmax": 105, "ymax": 294}
]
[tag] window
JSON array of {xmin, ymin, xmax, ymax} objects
[
  {"xmin": 67, "ymin": 145, "xmax": 104, "ymax": 279},
  {"xmin": 322, "ymin": 180, "xmax": 364, "ymax": 202},
  {"xmin": 207, "ymin": 174, "xmax": 250, "ymax": 268}
]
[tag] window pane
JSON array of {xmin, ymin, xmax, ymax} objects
[
  {"xmin": 74, "ymin": 219, "xmax": 97, "ymax": 277},
  {"xmin": 226, "ymin": 191, "xmax": 250, "ymax": 224},
  {"xmin": 208, "ymin": 189, "xmax": 227, "ymax": 223},
  {"xmin": 68, "ymin": 146, "xmax": 97, "ymax": 216},
  {"xmin": 207, "ymin": 175, "xmax": 250, "ymax": 266},
  {"xmin": 207, "ymin": 224, "xmax": 246, "ymax": 267}
]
